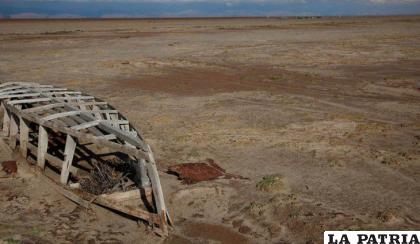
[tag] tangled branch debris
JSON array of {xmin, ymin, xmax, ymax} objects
[{"xmin": 80, "ymin": 162, "xmax": 127, "ymax": 195}]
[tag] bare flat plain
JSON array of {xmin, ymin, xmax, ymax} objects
[{"xmin": 0, "ymin": 16, "xmax": 419, "ymax": 243}]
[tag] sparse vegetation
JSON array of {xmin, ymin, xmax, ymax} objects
[
  {"xmin": 256, "ymin": 174, "xmax": 284, "ymax": 193},
  {"xmin": 3, "ymin": 238, "xmax": 20, "ymax": 244}
]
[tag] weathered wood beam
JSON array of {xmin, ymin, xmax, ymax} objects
[
  {"xmin": 9, "ymin": 115, "xmax": 19, "ymax": 149},
  {"xmin": 95, "ymin": 134, "xmax": 117, "ymax": 140},
  {"xmin": 60, "ymin": 135, "xmax": 76, "ymax": 185},
  {"xmin": 43, "ymin": 91, "xmax": 81, "ymax": 96},
  {"xmin": 145, "ymin": 144, "xmax": 170, "ymax": 231},
  {"xmin": 2, "ymin": 103, "xmax": 10, "ymax": 136},
  {"xmin": 23, "ymin": 103, "xmax": 66, "ymax": 113},
  {"xmin": 0, "ymin": 85, "xmax": 24, "ymax": 92},
  {"xmin": 19, "ymin": 117, "xmax": 29, "ymax": 158},
  {"xmin": 22, "ymin": 102, "xmax": 109, "ymax": 114},
  {"xmin": 0, "ymin": 89, "xmax": 31, "ymax": 96},
  {"xmin": 0, "ymin": 93, "xmax": 40, "ymax": 99},
  {"xmin": 8, "ymin": 98, "xmax": 52, "ymax": 105},
  {"xmin": 56, "ymin": 96, "xmax": 95, "ymax": 101},
  {"xmin": 0, "ymin": 83, "xmax": 51, "ymax": 93},
  {"xmin": 70, "ymin": 120, "xmax": 101, "ymax": 131},
  {"xmin": 99, "ymin": 188, "xmax": 152, "ymax": 201},
  {"xmin": 41, "ymin": 110, "xmax": 81, "ymax": 122},
  {"xmin": 0, "ymin": 82, "xmax": 18, "ymax": 89},
  {"xmin": 71, "ymin": 101, "xmax": 107, "ymax": 107},
  {"xmin": 10, "ymin": 96, "xmax": 95, "ymax": 106},
  {"xmin": 24, "ymin": 84, "xmax": 53, "ymax": 88},
  {"xmin": 37, "ymin": 126, "xmax": 48, "ymax": 169},
  {"xmin": 87, "ymin": 110, "xmax": 118, "ymax": 114},
  {"xmin": 141, "ymin": 158, "xmax": 152, "ymax": 186},
  {"xmin": 35, "ymin": 87, "xmax": 68, "ymax": 92},
  {"xmin": 94, "ymin": 197, "xmax": 159, "ymax": 225}
]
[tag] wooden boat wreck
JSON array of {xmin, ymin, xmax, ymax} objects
[{"xmin": 0, "ymin": 82, "xmax": 171, "ymax": 235}]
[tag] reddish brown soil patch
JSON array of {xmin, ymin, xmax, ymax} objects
[
  {"xmin": 183, "ymin": 221, "xmax": 250, "ymax": 244},
  {"xmin": 118, "ymin": 65, "xmax": 330, "ymax": 96},
  {"xmin": 1, "ymin": 160, "xmax": 17, "ymax": 175},
  {"xmin": 168, "ymin": 158, "xmax": 247, "ymax": 184}
]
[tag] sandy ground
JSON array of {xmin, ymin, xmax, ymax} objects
[{"xmin": 0, "ymin": 16, "xmax": 419, "ymax": 243}]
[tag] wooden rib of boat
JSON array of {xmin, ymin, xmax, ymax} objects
[{"xmin": 0, "ymin": 82, "xmax": 171, "ymax": 236}]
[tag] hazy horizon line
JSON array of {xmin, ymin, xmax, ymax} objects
[{"xmin": 1, "ymin": 14, "xmax": 420, "ymax": 20}]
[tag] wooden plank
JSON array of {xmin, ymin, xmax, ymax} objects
[
  {"xmin": 22, "ymin": 102, "xmax": 107, "ymax": 114},
  {"xmin": 25, "ymin": 84, "xmax": 53, "ymax": 88},
  {"xmin": 0, "ymin": 92, "xmax": 40, "ymax": 99},
  {"xmin": 35, "ymin": 87, "xmax": 68, "ymax": 92},
  {"xmin": 37, "ymin": 126, "xmax": 48, "ymax": 169},
  {"xmin": 95, "ymin": 134, "xmax": 117, "ymax": 140},
  {"xmin": 87, "ymin": 110, "xmax": 118, "ymax": 114},
  {"xmin": 145, "ymin": 144, "xmax": 169, "ymax": 231},
  {"xmin": 139, "ymin": 158, "xmax": 151, "ymax": 188},
  {"xmin": 2, "ymin": 103, "xmax": 10, "ymax": 136},
  {"xmin": 69, "ymin": 183, "xmax": 80, "ymax": 189},
  {"xmin": 59, "ymin": 186, "xmax": 91, "ymax": 209},
  {"xmin": 99, "ymin": 189, "xmax": 148, "ymax": 202},
  {"xmin": 0, "ymin": 89, "xmax": 31, "ymax": 96},
  {"xmin": 60, "ymin": 135, "xmax": 76, "ymax": 185},
  {"xmin": 41, "ymin": 110, "xmax": 81, "ymax": 121},
  {"xmin": 70, "ymin": 120, "xmax": 100, "ymax": 131},
  {"xmin": 71, "ymin": 101, "xmax": 107, "ymax": 107},
  {"xmin": 94, "ymin": 197, "xmax": 157, "ymax": 224},
  {"xmin": 0, "ymin": 83, "xmax": 51, "ymax": 93},
  {"xmin": 19, "ymin": 117, "xmax": 29, "ymax": 158},
  {"xmin": 9, "ymin": 115, "xmax": 19, "ymax": 149},
  {"xmin": 0, "ymin": 82, "xmax": 17, "ymax": 89},
  {"xmin": 22, "ymin": 103, "xmax": 66, "ymax": 113},
  {"xmin": 8, "ymin": 97, "xmax": 51, "ymax": 105},
  {"xmin": 56, "ymin": 96, "xmax": 95, "ymax": 101},
  {"xmin": 0, "ymin": 85, "xmax": 23, "ymax": 93},
  {"xmin": 43, "ymin": 91, "xmax": 81, "ymax": 96}
]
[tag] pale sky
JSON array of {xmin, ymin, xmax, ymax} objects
[{"xmin": 0, "ymin": 0, "xmax": 419, "ymax": 18}]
